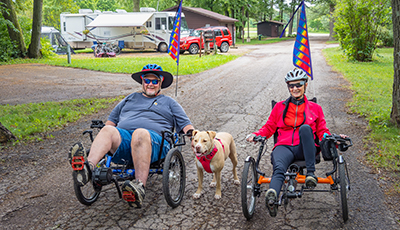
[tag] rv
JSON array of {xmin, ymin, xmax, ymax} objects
[
  {"xmin": 41, "ymin": 26, "xmax": 72, "ymax": 54},
  {"xmin": 60, "ymin": 8, "xmax": 190, "ymax": 51}
]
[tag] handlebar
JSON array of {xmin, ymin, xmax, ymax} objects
[
  {"xmin": 324, "ymin": 134, "xmax": 353, "ymax": 152},
  {"xmin": 90, "ymin": 119, "xmax": 105, "ymax": 129},
  {"xmin": 253, "ymin": 135, "xmax": 267, "ymax": 143}
]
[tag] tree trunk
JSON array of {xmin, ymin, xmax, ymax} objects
[
  {"xmin": 0, "ymin": 0, "xmax": 27, "ymax": 57},
  {"xmin": 0, "ymin": 122, "xmax": 16, "ymax": 143},
  {"xmin": 28, "ymin": 0, "xmax": 43, "ymax": 58},
  {"xmin": 328, "ymin": 3, "xmax": 336, "ymax": 41},
  {"xmin": 390, "ymin": 0, "xmax": 400, "ymax": 126},
  {"xmin": 269, "ymin": 0, "xmax": 274, "ymax": 20},
  {"xmin": 133, "ymin": 0, "xmax": 140, "ymax": 12},
  {"xmin": 288, "ymin": 11, "xmax": 293, "ymax": 35}
]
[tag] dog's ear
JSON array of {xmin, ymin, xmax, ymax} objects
[
  {"xmin": 192, "ymin": 130, "xmax": 199, "ymax": 137},
  {"xmin": 207, "ymin": 131, "xmax": 217, "ymax": 140}
]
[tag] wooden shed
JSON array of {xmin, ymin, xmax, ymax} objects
[
  {"xmin": 163, "ymin": 6, "xmax": 237, "ymax": 37},
  {"xmin": 257, "ymin": 20, "xmax": 286, "ymax": 37}
]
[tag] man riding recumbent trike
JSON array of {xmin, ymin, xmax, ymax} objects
[
  {"xmin": 67, "ymin": 64, "xmax": 194, "ymax": 208},
  {"xmin": 242, "ymin": 68, "xmax": 352, "ymax": 222}
]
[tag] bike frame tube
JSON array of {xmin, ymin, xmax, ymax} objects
[{"xmin": 257, "ymin": 174, "xmax": 334, "ymax": 185}]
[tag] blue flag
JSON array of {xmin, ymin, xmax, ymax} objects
[{"xmin": 168, "ymin": 0, "xmax": 182, "ymax": 66}]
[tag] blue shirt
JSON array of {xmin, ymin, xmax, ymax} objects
[{"xmin": 108, "ymin": 92, "xmax": 191, "ymax": 135}]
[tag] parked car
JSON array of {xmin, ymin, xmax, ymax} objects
[{"xmin": 180, "ymin": 26, "xmax": 233, "ymax": 54}]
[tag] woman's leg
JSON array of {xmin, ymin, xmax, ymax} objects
[{"xmin": 270, "ymin": 145, "xmax": 295, "ymax": 196}]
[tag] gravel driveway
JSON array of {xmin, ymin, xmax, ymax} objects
[{"xmin": 0, "ymin": 36, "xmax": 399, "ymax": 229}]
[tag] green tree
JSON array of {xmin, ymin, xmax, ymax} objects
[
  {"xmin": 308, "ymin": 2, "xmax": 330, "ymax": 32},
  {"xmin": 391, "ymin": 0, "xmax": 400, "ymax": 126},
  {"xmin": 0, "ymin": 0, "xmax": 27, "ymax": 57},
  {"xmin": 334, "ymin": 0, "xmax": 391, "ymax": 61},
  {"xmin": 43, "ymin": 0, "xmax": 79, "ymax": 30}
]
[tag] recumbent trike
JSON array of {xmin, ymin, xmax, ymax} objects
[
  {"xmin": 70, "ymin": 119, "xmax": 190, "ymax": 208},
  {"xmin": 241, "ymin": 100, "xmax": 353, "ymax": 222}
]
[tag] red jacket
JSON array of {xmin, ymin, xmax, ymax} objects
[{"xmin": 253, "ymin": 95, "xmax": 330, "ymax": 149}]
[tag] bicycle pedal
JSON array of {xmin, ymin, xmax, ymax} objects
[
  {"xmin": 71, "ymin": 156, "xmax": 84, "ymax": 171},
  {"xmin": 122, "ymin": 191, "xmax": 136, "ymax": 202}
]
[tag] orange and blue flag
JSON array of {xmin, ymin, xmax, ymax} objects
[
  {"xmin": 293, "ymin": 2, "xmax": 313, "ymax": 80},
  {"xmin": 168, "ymin": 0, "xmax": 182, "ymax": 65}
]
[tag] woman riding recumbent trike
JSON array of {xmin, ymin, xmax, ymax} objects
[
  {"xmin": 241, "ymin": 133, "xmax": 353, "ymax": 222},
  {"xmin": 70, "ymin": 119, "xmax": 191, "ymax": 208}
]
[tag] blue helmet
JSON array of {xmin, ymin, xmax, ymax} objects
[{"xmin": 131, "ymin": 64, "xmax": 173, "ymax": 89}]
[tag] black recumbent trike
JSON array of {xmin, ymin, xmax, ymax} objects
[
  {"xmin": 241, "ymin": 100, "xmax": 353, "ymax": 222},
  {"xmin": 71, "ymin": 119, "xmax": 190, "ymax": 208}
]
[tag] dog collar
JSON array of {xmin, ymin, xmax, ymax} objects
[{"xmin": 196, "ymin": 138, "xmax": 224, "ymax": 173}]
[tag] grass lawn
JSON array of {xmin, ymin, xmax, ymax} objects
[{"xmin": 323, "ymin": 47, "xmax": 400, "ymax": 178}]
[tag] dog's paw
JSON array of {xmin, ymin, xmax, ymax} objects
[
  {"xmin": 209, "ymin": 182, "xmax": 216, "ymax": 188},
  {"xmin": 214, "ymin": 194, "xmax": 221, "ymax": 200},
  {"xmin": 193, "ymin": 193, "xmax": 202, "ymax": 199},
  {"xmin": 234, "ymin": 179, "xmax": 240, "ymax": 185}
]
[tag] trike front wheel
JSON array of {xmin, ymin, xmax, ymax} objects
[
  {"xmin": 73, "ymin": 171, "xmax": 102, "ymax": 205},
  {"xmin": 162, "ymin": 148, "xmax": 186, "ymax": 208},
  {"xmin": 241, "ymin": 157, "xmax": 258, "ymax": 220}
]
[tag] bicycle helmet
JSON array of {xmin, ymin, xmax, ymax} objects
[
  {"xmin": 131, "ymin": 64, "xmax": 173, "ymax": 89},
  {"xmin": 285, "ymin": 68, "xmax": 309, "ymax": 83}
]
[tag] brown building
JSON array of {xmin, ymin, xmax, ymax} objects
[
  {"xmin": 163, "ymin": 6, "xmax": 238, "ymax": 38},
  {"xmin": 257, "ymin": 20, "xmax": 286, "ymax": 37}
]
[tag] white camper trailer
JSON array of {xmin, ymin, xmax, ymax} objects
[{"xmin": 60, "ymin": 8, "xmax": 190, "ymax": 51}]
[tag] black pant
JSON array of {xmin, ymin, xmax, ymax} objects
[{"xmin": 269, "ymin": 125, "xmax": 316, "ymax": 196}]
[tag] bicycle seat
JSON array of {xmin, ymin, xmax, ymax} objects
[{"xmin": 288, "ymin": 153, "xmax": 321, "ymax": 175}]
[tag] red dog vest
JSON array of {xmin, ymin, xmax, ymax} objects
[{"xmin": 196, "ymin": 138, "xmax": 225, "ymax": 173}]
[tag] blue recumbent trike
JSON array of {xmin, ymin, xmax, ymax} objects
[{"xmin": 71, "ymin": 119, "xmax": 190, "ymax": 208}]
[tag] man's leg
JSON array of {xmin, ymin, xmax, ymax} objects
[
  {"xmin": 88, "ymin": 125, "xmax": 121, "ymax": 166},
  {"xmin": 121, "ymin": 128, "xmax": 151, "ymax": 208},
  {"xmin": 69, "ymin": 125, "xmax": 121, "ymax": 186},
  {"xmin": 130, "ymin": 128, "xmax": 152, "ymax": 186}
]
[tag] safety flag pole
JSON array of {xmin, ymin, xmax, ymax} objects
[
  {"xmin": 280, "ymin": 1, "xmax": 315, "ymax": 98},
  {"xmin": 168, "ymin": 0, "xmax": 183, "ymax": 98}
]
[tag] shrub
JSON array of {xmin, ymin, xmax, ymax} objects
[{"xmin": 334, "ymin": 0, "xmax": 391, "ymax": 61}]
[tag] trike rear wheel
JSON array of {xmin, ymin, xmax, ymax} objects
[
  {"xmin": 338, "ymin": 162, "xmax": 349, "ymax": 222},
  {"xmin": 241, "ymin": 158, "xmax": 258, "ymax": 220},
  {"xmin": 162, "ymin": 148, "xmax": 186, "ymax": 208},
  {"xmin": 73, "ymin": 171, "xmax": 102, "ymax": 205}
]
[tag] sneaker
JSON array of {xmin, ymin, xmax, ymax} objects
[
  {"xmin": 265, "ymin": 188, "xmax": 278, "ymax": 217},
  {"xmin": 305, "ymin": 173, "xmax": 318, "ymax": 189},
  {"xmin": 69, "ymin": 142, "xmax": 90, "ymax": 186},
  {"xmin": 122, "ymin": 180, "xmax": 146, "ymax": 208}
]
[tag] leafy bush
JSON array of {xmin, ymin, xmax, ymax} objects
[
  {"xmin": 0, "ymin": 21, "xmax": 21, "ymax": 62},
  {"xmin": 334, "ymin": 0, "xmax": 391, "ymax": 62},
  {"xmin": 40, "ymin": 37, "xmax": 57, "ymax": 58},
  {"xmin": 378, "ymin": 26, "xmax": 394, "ymax": 47}
]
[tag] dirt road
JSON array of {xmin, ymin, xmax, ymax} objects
[{"xmin": 1, "ymin": 36, "xmax": 399, "ymax": 229}]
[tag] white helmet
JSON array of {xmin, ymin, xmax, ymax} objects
[{"xmin": 285, "ymin": 68, "xmax": 309, "ymax": 83}]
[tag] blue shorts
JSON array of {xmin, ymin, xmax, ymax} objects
[{"xmin": 111, "ymin": 127, "xmax": 171, "ymax": 165}]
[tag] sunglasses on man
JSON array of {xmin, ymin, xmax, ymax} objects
[
  {"xmin": 143, "ymin": 78, "xmax": 159, "ymax": 85},
  {"xmin": 287, "ymin": 81, "xmax": 305, "ymax": 89}
]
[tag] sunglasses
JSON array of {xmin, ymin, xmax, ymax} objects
[
  {"xmin": 287, "ymin": 81, "xmax": 305, "ymax": 89},
  {"xmin": 143, "ymin": 79, "xmax": 159, "ymax": 85}
]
